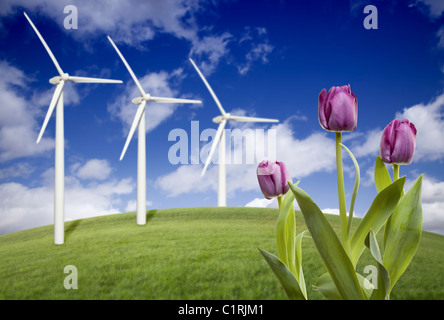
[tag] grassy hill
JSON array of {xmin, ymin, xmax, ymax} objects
[{"xmin": 0, "ymin": 207, "xmax": 443, "ymax": 300}]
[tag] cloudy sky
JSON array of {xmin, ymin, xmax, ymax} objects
[{"xmin": 0, "ymin": 0, "xmax": 444, "ymax": 235}]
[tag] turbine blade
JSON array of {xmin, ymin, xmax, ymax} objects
[
  {"xmin": 107, "ymin": 36, "xmax": 146, "ymax": 96},
  {"xmin": 24, "ymin": 12, "xmax": 64, "ymax": 76},
  {"xmin": 120, "ymin": 100, "xmax": 147, "ymax": 161},
  {"xmin": 36, "ymin": 81, "xmax": 65, "ymax": 144},
  {"xmin": 150, "ymin": 96, "xmax": 202, "ymax": 104},
  {"xmin": 229, "ymin": 115, "xmax": 279, "ymax": 123},
  {"xmin": 201, "ymin": 119, "xmax": 227, "ymax": 177},
  {"xmin": 189, "ymin": 58, "xmax": 226, "ymax": 116},
  {"xmin": 68, "ymin": 76, "xmax": 122, "ymax": 84}
]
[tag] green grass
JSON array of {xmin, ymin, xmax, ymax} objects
[{"xmin": 0, "ymin": 207, "xmax": 443, "ymax": 300}]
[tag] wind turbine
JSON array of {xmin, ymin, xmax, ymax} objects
[
  {"xmin": 189, "ymin": 58, "xmax": 279, "ymax": 207},
  {"xmin": 24, "ymin": 12, "xmax": 123, "ymax": 245},
  {"xmin": 107, "ymin": 36, "xmax": 201, "ymax": 225}
]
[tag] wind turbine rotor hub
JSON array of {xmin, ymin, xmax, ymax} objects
[
  {"xmin": 143, "ymin": 94, "xmax": 152, "ymax": 101},
  {"xmin": 61, "ymin": 73, "xmax": 70, "ymax": 81}
]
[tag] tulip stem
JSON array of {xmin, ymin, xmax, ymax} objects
[
  {"xmin": 277, "ymin": 195, "xmax": 283, "ymax": 210},
  {"xmin": 335, "ymin": 132, "xmax": 349, "ymax": 250},
  {"xmin": 392, "ymin": 164, "xmax": 404, "ymax": 197},
  {"xmin": 393, "ymin": 164, "xmax": 400, "ymax": 181}
]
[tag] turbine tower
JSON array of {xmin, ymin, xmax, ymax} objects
[
  {"xmin": 189, "ymin": 58, "xmax": 279, "ymax": 207},
  {"xmin": 24, "ymin": 12, "xmax": 123, "ymax": 244},
  {"xmin": 107, "ymin": 36, "xmax": 201, "ymax": 225}
]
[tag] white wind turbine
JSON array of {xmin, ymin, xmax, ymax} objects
[
  {"xmin": 107, "ymin": 36, "xmax": 201, "ymax": 225},
  {"xmin": 24, "ymin": 13, "xmax": 123, "ymax": 245},
  {"xmin": 189, "ymin": 58, "xmax": 279, "ymax": 207}
]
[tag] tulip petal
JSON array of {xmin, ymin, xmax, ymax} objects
[
  {"xmin": 391, "ymin": 120, "xmax": 416, "ymax": 165},
  {"xmin": 379, "ymin": 119, "xmax": 417, "ymax": 165},
  {"xmin": 324, "ymin": 86, "xmax": 336, "ymax": 125},
  {"xmin": 327, "ymin": 90, "xmax": 357, "ymax": 132},
  {"xmin": 271, "ymin": 162, "xmax": 284, "ymax": 196},
  {"xmin": 318, "ymin": 85, "xmax": 357, "ymax": 132},
  {"xmin": 318, "ymin": 88, "xmax": 329, "ymax": 130},
  {"xmin": 277, "ymin": 161, "xmax": 292, "ymax": 194},
  {"xmin": 257, "ymin": 160, "xmax": 292, "ymax": 199}
]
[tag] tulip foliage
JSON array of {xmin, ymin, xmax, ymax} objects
[{"xmin": 258, "ymin": 85, "xmax": 423, "ymax": 300}]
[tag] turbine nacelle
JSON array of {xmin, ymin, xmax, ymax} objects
[
  {"xmin": 212, "ymin": 113, "xmax": 230, "ymax": 123},
  {"xmin": 49, "ymin": 73, "xmax": 70, "ymax": 84},
  {"xmin": 131, "ymin": 94, "xmax": 152, "ymax": 105}
]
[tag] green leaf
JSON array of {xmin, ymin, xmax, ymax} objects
[
  {"xmin": 349, "ymin": 177, "xmax": 405, "ymax": 266},
  {"xmin": 374, "ymin": 155, "xmax": 392, "ymax": 193},
  {"xmin": 285, "ymin": 203, "xmax": 296, "ymax": 275},
  {"xmin": 313, "ymin": 273, "xmax": 343, "ymax": 300},
  {"xmin": 289, "ymin": 182, "xmax": 366, "ymax": 300},
  {"xmin": 313, "ymin": 272, "xmax": 373, "ymax": 300},
  {"xmin": 259, "ymin": 248, "xmax": 306, "ymax": 300},
  {"xmin": 276, "ymin": 188, "xmax": 297, "ymax": 267},
  {"xmin": 339, "ymin": 143, "xmax": 360, "ymax": 238},
  {"xmin": 295, "ymin": 230, "xmax": 309, "ymax": 298},
  {"xmin": 357, "ymin": 272, "xmax": 374, "ymax": 299},
  {"xmin": 364, "ymin": 230, "xmax": 390, "ymax": 300},
  {"xmin": 383, "ymin": 174, "xmax": 423, "ymax": 290}
]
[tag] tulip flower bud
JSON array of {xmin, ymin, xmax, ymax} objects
[
  {"xmin": 257, "ymin": 160, "xmax": 292, "ymax": 199},
  {"xmin": 379, "ymin": 119, "xmax": 417, "ymax": 165},
  {"xmin": 318, "ymin": 85, "xmax": 358, "ymax": 132}
]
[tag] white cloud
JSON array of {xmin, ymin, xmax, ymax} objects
[
  {"xmin": 395, "ymin": 93, "xmax": 444, "ymax": 161},
  {"xmin": 351, "ymin": 128, "xmax": 382, "ymax": 158},
  {"xmin": 74, "ymin": 159, "xmax": 112, "ymax": 181},
  {"xmin": 405, "ymin": 174, "xmax": 444, "ymax": 235},
  {"xmin": 124, "ymin": 199, "xmax": 153, "ymax": 212},
  {"xmin": 438, "ymin": 27, "xmax": 444, "ymax": 48},
  {"xmin": 156, "ymin": 164, "xmax": 215, "ymax": 197},
  {"xmin": 156, "ymin": 120, "xmax": 336, "ymax": 197},
  {"xmin": 3, "ymin": 0, "xmax": 235, "ymax": 75},
  {"xmin": 31, "ymin": 82, "xmax": 80, "ymax": 107},
  {"xmin": 0, "ymin": 161, "xmax": 134, "ymax": 235},
  {"xmin": 236, "ymin": 27, "xmax": 274, "ymax": 75},
  {"xmin": 0, "ymin": 61, "xmax": 54, "ymax": 161},
  {"xmin": 350, "ymin": 92, "xmax": 444, "ymax": 162},
  {"xmin": 245, "ymin": 196, "xmax": 300, "ymax": 211},
  {"xmin": 0, "ymin": 162, "xmax": 35, "ymax": 180},
  {"xmin": 413, "ymin": 0, "xmax": 444, "ymax": 18},
  {"xmin": 5, "ymin": 1, "xmax": 277, "ymax": 77},
  {"xmin": 2, "ymin": 0, "xmax": 199, "ymax": 43},
  {"xmin": 321, "ymin": 208, "xmax": 341, "ymax": 215},
  {"xmin": 0, "ymin": 60, "xmax": 85, "ymax": 162},
  {"xmin": 245, "ymin": 197, "xmax": 278, "ymax": 208},
  {"xmin": 276, "ymin": 125, "xmax": 336, "ymax": 178},
  {"xmin": 190, "ymin": 33, "xmax": 232, "ymax": 75}
]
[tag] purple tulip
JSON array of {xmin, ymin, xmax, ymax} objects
[
  {"xmin": 257, "ymin": 160, "xmax": 292, "ymax": 199},
  {"xmin": 318, "ymin": 85, "xmax": 358, "ymax": 132},
  {"xmin": 380, "ymin": 119, "xmax": 417, "ymax": 165}
]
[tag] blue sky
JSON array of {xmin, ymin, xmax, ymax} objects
[{"xmin": 1, "ymin": 0, "xmax": 444, "ymax": 235}]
